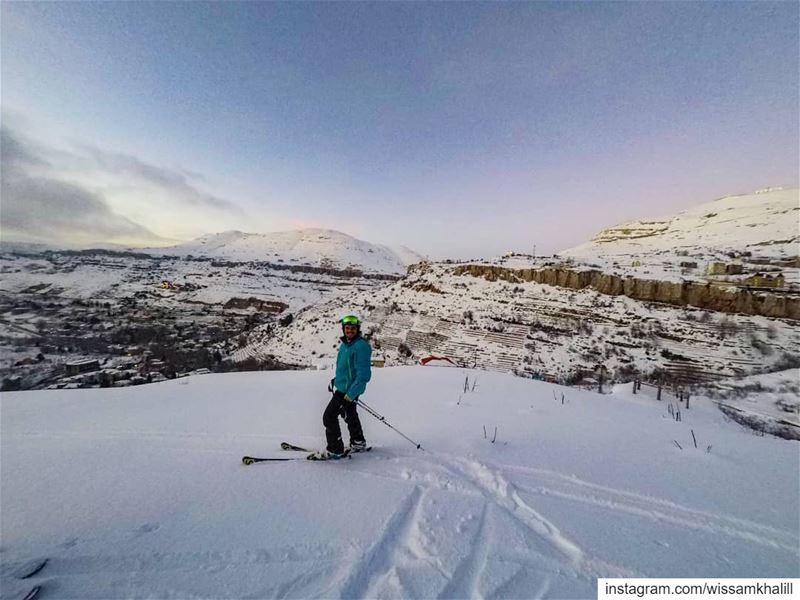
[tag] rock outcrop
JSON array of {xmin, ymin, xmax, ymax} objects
[
  {"xmin": 453, "ymin": 264, "xmax": 799, "ymax": 320},
  {"xmin": 223, "ymin": 297, "xmax": 289, "ymax": 313}
]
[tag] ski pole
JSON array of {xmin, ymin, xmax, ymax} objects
[{"xmin": 357, "ymin": 400, "xmax": 424, "ymax": 451}]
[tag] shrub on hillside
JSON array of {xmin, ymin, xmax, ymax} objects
[
  {"xmin": 773, "ymin": 352, "xmax": 800, "ymax": 371},
  {"xmin": 749, "ymin": 335, "xmax": 773, "ymax": 356}
]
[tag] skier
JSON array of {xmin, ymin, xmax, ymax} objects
[{"xmin": 313, "ymin": 314, "xmax": 372, "ymax": 460}]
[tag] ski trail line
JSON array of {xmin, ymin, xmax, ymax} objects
[
  {"xmin": 520, "ymin": 485, "xmax": 797, "ymax": 552},
  {"xmin": 501, "ymin": 463, "xmax": 797, "ymax": 552},
  {"xmin": 337, "ymin": 485, "xmax": 429, "ymax": 599},
  {"xmin": 272, "ymin": 564, "xmax": 339, "ymax": 600},
  {"xmin": 37, "ymin": 547, "xmax": 339, "ymax": 577},
  {"xmin": 487, "ymin": 564, "xmax": 552, "ymax": 600},
  {"xmin": 437, "ymin": 501, "xmax": 492, "ymax": 600},
  {"xmin": 435, "ymin": 456, "xmax": 642, "ymax": 579},
  {"xmin": 441, "ymin": 458, "xmax": 586, "ymax": 568}
]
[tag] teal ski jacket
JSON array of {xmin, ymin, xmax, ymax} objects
[{"xmin": 334, "ymin": 335, "xmax": 372, "ymax": 399}]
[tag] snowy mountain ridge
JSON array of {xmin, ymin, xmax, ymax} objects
[
  {"xmin": 149, "ymin": 228, "xmax": 423, "ymax": 274},
  {"xmin": 561, "ymin": 187, "xmax": 799, "ymax": 263},
  {"xmin": 1, "ymin": 228, "xmax": 424, "ymax": 276}
]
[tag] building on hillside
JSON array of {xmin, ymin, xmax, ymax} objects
[
  {"xmin": 706, "ymin": 262, "xmax": 744, "ymax": 276},
  {"xmin": 706, "ymin": 262, "xmax": 725, "ymax": 276},
  {"xmin": 147, "ymin": 359, "xmax": 166, "ymax": 371},
  {"xmin": 745, "ymin": 272, "xmax": 785, "ymax": 288},
  {"xmin": 725, "ymin": 263, "xmax": 744, "ymax": 275},
  {"xmin": 65, "ymin": 359, "xmax": 100, "ymax": 376}
]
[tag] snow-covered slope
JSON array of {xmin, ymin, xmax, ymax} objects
[
  {"xmin": 561, "ymin": 187, "xmax": 799, "ymax": 264},
  {"xmin": 149, "ymin": 229, "xmax": 422, "ymax": 274},
  {"xmin": 1, "ymin": 368, "xmax": 797, "ymax": 598}
]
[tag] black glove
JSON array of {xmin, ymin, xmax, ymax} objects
[{"xmin": 328, "ymin": 378, "xmax": 335, "ymax": 393}]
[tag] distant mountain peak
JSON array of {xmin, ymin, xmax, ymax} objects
[{"xmin": 151, "ymin": 227, "xmax": 420, "ymax": 274}]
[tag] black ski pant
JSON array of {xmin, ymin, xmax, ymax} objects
[{"xmin": 323, "ymin": 390, "xmax": 365, "ymax": 454}]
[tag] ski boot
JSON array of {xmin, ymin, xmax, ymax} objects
[
  {"xmin": 307, "ymin": 449, "xmax": 350, "ymax": 461},
  {"xmin": 349, "ymin": 440, "xmax": 369, "ymax": 453}
]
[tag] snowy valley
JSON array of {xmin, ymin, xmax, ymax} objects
[
  {"xmin": 1, "ymin": 189, "xmax": 797, "ymax": 437},
  {"xmin": 0, "ymin": 229, "xmax": 416, "ymax": 392}
]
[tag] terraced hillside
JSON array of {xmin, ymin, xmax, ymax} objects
[{"xmin": 237, "ymin": 262, "xmax": 799, "ymax": 390}]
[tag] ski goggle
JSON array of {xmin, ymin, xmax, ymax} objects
[{"xmin": 341, "ymin": 315, "xmax": 360, "ymax": 326}]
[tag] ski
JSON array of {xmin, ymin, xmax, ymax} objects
[
  {"xmin": 242, "ymin": 456, "xmax": 299, "ymax": 465},
  {"xmin": 244, "ymin": 444, "xmax": 372, "ymax": 465},
  {"xmin": 282, "ymin": 442, "xmax": 372, "ymax": 454},
  {"xmin": 242, "ymin": 453, "xmax": 348, "ymax": 464},
  {"xmin": 22, "ymin": 586, "xmax": 42, "ymax": 600},
  {"xmin": 280, "ymin": 442, "xmax": 310, "ymax": 452},
  {"xmin": 14, "ymin": 558, "xmax": 48, "ymax": 580}
]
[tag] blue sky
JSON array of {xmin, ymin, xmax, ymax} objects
[{"xmin": 1, "ymin": 1, "xmax": 797, "ymax": 258}]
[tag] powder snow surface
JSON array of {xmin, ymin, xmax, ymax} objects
[{"xmin": 1, "ymin": 367, "xmax": 798, "ymax": 598}]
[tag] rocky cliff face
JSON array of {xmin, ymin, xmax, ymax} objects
[
  {"xmin": 453, "ymin": 264, "xmax": 799, "ymax": 320},
  {"xmin": 591, "ymin": 220, "xmax": 669, "ymax": 242}
]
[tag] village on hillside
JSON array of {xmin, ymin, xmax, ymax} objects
[
  {"xmin": 0, "ymin": 244, "xmax": 400, "ymax": 392},
  {"xmin": 0, "ymin": 280, "xmax": 275, "ymax": 392}
]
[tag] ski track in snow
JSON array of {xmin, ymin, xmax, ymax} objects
[
  {"xmin": 340, "ymin": 452, "xmax": 635, "ymax": 596},
  {"xmin": 433, "ymin": 456, "xmax": 641, "ymax": 583},
  {"xmin": 342, "ymin": 450, "xmax": 796, "ymax": 590},
  {"xmin": 4, "ymin": 444, "xmax": 794, "ymax": 598},
  {"xmin": 337, "ymin": 485, "xmax": 430, "ymax": 598},
  {"xmin": 501, "ymin": 463, "xmax": 797, "ymax": 553},
  {"xmin": 436, "ymin": 500, "xmax": 492, "ymax": 600},
  {"xmin": 359, "ymin": 454, "xmax": 796, "ymax": 555},
  {"xmin": 450, "ymin": 458, "xmax": 586, "ymax": 567}
]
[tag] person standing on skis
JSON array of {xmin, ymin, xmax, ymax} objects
[{"xmin": 316, "ymin": 314, "xmax": 372, "ymax": 459}]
